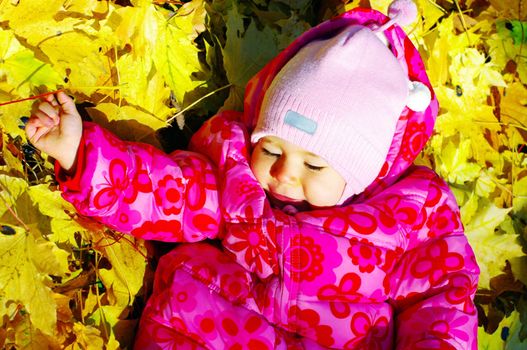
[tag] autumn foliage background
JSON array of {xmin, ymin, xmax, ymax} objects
[{"xmin": 0, "ymin": 0, "xmax": 526, "ymax": 348}]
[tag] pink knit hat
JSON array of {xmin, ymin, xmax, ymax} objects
[{"xmin": 251, "ymin": 25, "xmax": 410, "ymax": 202}]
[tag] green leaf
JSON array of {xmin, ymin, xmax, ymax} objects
[{"xmin": 221, "ymin": 5, "xmax": 278, "ymax": 111}]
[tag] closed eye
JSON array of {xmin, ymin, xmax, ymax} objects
[
  {"xmin": 305, "ymin": 163, "xmax": 325, "ymax": 171},
  {"xmin": 262, "ymin": 148, "xmax": 281, "ymax": 157}
]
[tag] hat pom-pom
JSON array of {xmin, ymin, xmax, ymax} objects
[
  {"xmin": 388, "ymin": 0, "xmax": 418, "ymax": 27},
  {"xmin": 407, "ymin": 81, "xmax": 431, "ymax": 112}
]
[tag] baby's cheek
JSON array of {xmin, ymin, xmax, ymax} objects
[{"xmin": 305, "ymin": 178, "xmax": 344, "ymax": 207}]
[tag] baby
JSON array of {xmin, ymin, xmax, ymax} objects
[{"xmin": 27, "ymin": 1, "xmax": 479, "ymax": 349}]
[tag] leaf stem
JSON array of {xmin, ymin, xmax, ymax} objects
[{"xmin": 166, "ymin": 83, "xmax": 232, "ymax": 125}]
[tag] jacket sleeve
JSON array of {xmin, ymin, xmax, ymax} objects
[
  {"xmin": 56, "ymin": 122, "xmax": 222, "ymax": 242},
  {"xmin": 386, "ymin": 172, "xmax": 480, "ymax": 350}
]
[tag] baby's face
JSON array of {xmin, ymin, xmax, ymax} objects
[{"xmin": 250, "ymin": 136, "xmax": 346, "ymax": 208}]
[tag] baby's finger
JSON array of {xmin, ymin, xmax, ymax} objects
[
  {"xmin": 33, "ymin": 110, "xmax": 56, "ymax": 127},
  {"xmin": 37, "ymin": 102, "xmax": 60, "ymax": 125},
  {"xmin": 46, "ymin": 93, "xmax": 60, "ymax": 108},
  {"xmin": 25, "ymin": 119, "xmax": 47, "ymax": 145},
  {"xmin": 30, "ymin": 126, "xmax": 49, "ymax": 146},
  {"xmin": 56, "ymin": 91, "xmax": 77, "ymax": 115},
  {"xmin": 25, "ymin": 119, "xmax": 38, "ymax": 141}
]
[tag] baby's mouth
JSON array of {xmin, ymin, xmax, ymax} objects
[
  {"xmin": 266, "ymin": 190, "xmax": 310, "ymax": 212},
  {"xmin": 269, "ymin": 192, "xmax": 303, "ymax": 204}
]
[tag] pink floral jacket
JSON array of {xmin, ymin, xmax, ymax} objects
[{"xmin": 57, "ymin": 7, "xmax": 479, "ymax": 350}]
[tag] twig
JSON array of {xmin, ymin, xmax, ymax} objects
[
  {"xmin": 166, "ymin": 83, "xmax": 232, "ymax": 125},
  {"xmin": 0, "ymin": 90, "xmax": 64, "ymax": 107}
]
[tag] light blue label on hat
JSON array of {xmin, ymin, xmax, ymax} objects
[{"xmin": 284, "ymin": 110, "xmax": 317, "ymax": 135}]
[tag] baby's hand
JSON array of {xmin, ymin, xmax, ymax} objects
[{"xmin": 25, "ymin": 91, "xmax": 83, "ymax": 172}]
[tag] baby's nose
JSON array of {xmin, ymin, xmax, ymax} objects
[{"xmin": 271, "ymin": 157, "xmax": 300, "ymax": 184}]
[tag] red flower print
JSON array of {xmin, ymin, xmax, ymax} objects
[
  {"xmin": 289, "ymin": 234, "xmax": 324, "ymax": 282},
  {"xmin": 219, "ymin": 269, "xmax": 250, "ymax": 301},
  {"xmin": 428, "ymin": 314, "xmax": 471, "ymax": 343},
  {"xmin": 319, "ymin": 206, "xmax": 378, "ymax": 236},
  {"xmin": 178, "ymin": 154, "xmax": 217, "ymax": 211},
  {"xmin": 288, "ymin": 306, "xmax": 334, "ymax": 347},
  {"xmin": 445, "ymin": 275, "xmax": 477, "ymax": 313},
  {"xmin": 216, "ymin": 314, "xmax": 273, "ymax": 350},
  {"xmin": 112, "ymin": 207, "xmax": 141, "ymax": 232},
  {"xmin": 380, "ymin": 194, "xmax": 422, "ymax": 227},
  {"xmin": 154, "ymin": 174, "xmax": 185, "ymax": 216},
  {"xmin": 191, "ymin": 262, "xmax": 218, "ymax": 286},
  {"xmin": 348, "ymin": 238, "xmax": 382, "ymax": 273},
  {"xmin": 93, "ymin": 158, "xmax": 137, "ymax": 209},
  {"xmin": 224, "ymin": 223, "xmax": 277, "ymax": 277},
  {"xmin": 410, "ymin": 240, "xmax": 464, "ymax": 284},
  {"xmin": 169, "ymin": 282, "xmax": 198, "ymax": 313},
  {"xmin": 137, "ymin": 314, "xmax": 204, "ymax": 350},
  {"xmin": 130, "ymin": 219, "xmax": 182, "ymax": 241},
  {"xmin": 397, "ymin": 308, "xmax": 471, "ymax": 349},
  {"xmin": 380, "ymin": 247, "xmax": 404, "ymax": 273},
  {"xmin": 318, "ymin": 273, "xmax": 362, "ymax": 319},
  {"xmin": 345, "ymin": 206, "xmax": 378, "ymax": 235},
  {"xmin": 426, "ymin": 204, "xmax": 461, "ymax": 238},
  {"xmin": 424, "ymin": 180, "xmax": 444, "ymax": 208},
  {"xmin": 235, "ymin": 179, "xmax": 261, "ymax": 197},
  {"xmin": 401, "ymin": 121, "xmax": 428, "ymax": 161},
  {"xmin": 194, "ymin": 310, "xmax": 219, "ymax": 342},
  {"xmin": 319, "ymin": 210, "xmax": 355, "ymax": 236},
  {"xmin": 210, "ymin": 115, "xmax": 233, "ymax": 141},
  {"xmin": 345, "ymin": 312, "xmax": 390, "ymax": 350},
  {"xmin": 132, "ymin": 155, "xmax": 152, "ymax": 193}
]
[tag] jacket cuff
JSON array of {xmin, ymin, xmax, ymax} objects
[{"xmin": 54, "ymin": 135, "xmax": 85, "ymax": 192}]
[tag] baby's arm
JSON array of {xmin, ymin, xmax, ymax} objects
[
  {"xmin": 26, "ymin": 92, "xmax": 82, "ymax": 173},
  {"xmin": 26, "ymin": 92, "xmax": 221, "ymax": 242}
]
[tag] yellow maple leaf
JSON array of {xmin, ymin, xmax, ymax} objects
[
  {"xmin": 0, "ymin": 174, "xmax": 28, "ymax": 219},
  {"xmin": 105, "ymin": 2, "xmax": 158, "ymax": 57},
  {"xmin": 433, "ymin": 138, "xmax": 482, "ymax": 184},
  {"xmin": 501, "ymin": 82, "xmax": 527, "ymax": 126},
  {"xmin": 489, "ymin": 0, "xmax": 527, "ymax": 19},
  {"xmin": 88, "ymin": 305, "xmax": 137, "ymax": 349},
  {"xmin": 449, "ymin": 48, "xmax": 506, "ymax": 104},
  {"xmin": 115, "ymin": 53, "xmax": 173, "ymax": 120},
  {"xmin": 64, "ymin": 323, "xmax": 105, "ymax": 350},
  {"xmin": 0, "ymin": 225, "xmax": 57, "ymax": 335},
  {"xmin": 425, "ymin": 15, "xmax": 481, "ymax": 87},
  {"xmin": 87, "ymin": 103, "xmax": 166, "ymax": 146},
  {"xmin": 0, "ymin": 29, "xmax": 63, "ymax": 98},
  {"xmin": 464, "ymin": 201, "xmax": 521, "ymax": 289},
  {"xmin": 513, "ymin": 175, "xmax": 527, "ymax": 214},
  {"xmin": 96, "ymin": 234, "xmax": 147, "ymax": 308},
  {"xmin": 152, "ymin": 2, "xmax": 209, "ymax": 107}
]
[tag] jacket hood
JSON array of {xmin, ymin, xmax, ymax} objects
[{"xmin": 242, "ymin": 7, "xmax": 439, "ymax": 203}]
